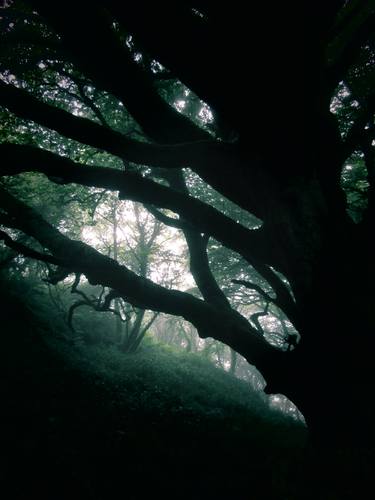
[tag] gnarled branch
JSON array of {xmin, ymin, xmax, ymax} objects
[
  {"xmin": 0, "ymin": 143, "xmax": 276, "ymax": 272},
  {"xmin": 0, "ymin": 80, "xmax": 234, "ymax": 169},
  {"xmin": 0, "ymin": 184, "xmax": 288, "ymax": 379}
]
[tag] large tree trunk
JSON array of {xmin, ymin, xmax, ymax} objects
[
  {"xmin": 288, "ymin": 314, "xmax": 374, "ymax": 497},
  {"xmin": 267, "ymin": 215, "xmax": 375, "ymax": 454}
]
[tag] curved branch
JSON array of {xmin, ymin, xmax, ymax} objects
[
  {"xmin": 0, "ymin": 184, "xmax": 288, "ymax": 379},
  {"xmin": 250, "ymin": 309, "xmax": 270, "ymax": 335},
  {"xmin": 45, "ymin": 266, "xmax": 71, "ymax": 285},
  {"xmin": 232, "ymin": 267, "xmax": 298, "ymax": 330},
  {"xmin": 8, "ymin": 3, "xmax": 270, "ymax": 222},
  {"xmin": 69, "ymin": 277, "xmax": 123, "ymax": 332},
  {"xmin": 26, "ymin": 0, "xmax": 207, "ymax": 144},
  {"xmin": 0, "ymin": 143, "xmax": 275, "ymax": 271},
  {"xmin": 162, "ymin": 169, "xmax": 231, "ymax": 309},
  {"xmin": 231, "ymin": 279, "xmax": 273, "ymax": 303},
  {"xmin": 104, "ymin": 1, "xmax": 244, "ymax": 135},
  {"xmin": 145, "ymin": 205, "xmax": 188, "ymax": 231},
  {"xmin": 68, "ymin": 300, "xmax": 88, "ymax": 334},
  {"xmin": 0, "ymin": 143, "xmax": 297, "ymax": 319},
  {"xmin": 0, "ymin": 80, "xmax": 234, "ymax": 169},
  {"xmin": 0, "ymin": 228, "xmax": 63, "ymax": 266}
]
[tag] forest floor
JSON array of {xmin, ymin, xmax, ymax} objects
[{"xmin": 0, "ymin": 284, "xmax": 361, "ymax": 500}]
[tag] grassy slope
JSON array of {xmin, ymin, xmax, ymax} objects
[{"xmin": 0, "ymin": 285, "xmax": 306, "ymax": 500}]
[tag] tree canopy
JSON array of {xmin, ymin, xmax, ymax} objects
[{"xmin": 1, "ymin": 1, "xmax": 375, "ymax": 445}]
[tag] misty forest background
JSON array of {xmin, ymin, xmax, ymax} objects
[{"xmin": 1, "ymin": 2, "xmax": 375, "ymax": 499}]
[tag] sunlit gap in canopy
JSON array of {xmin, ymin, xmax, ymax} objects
[
  {"xmin": 81, "ymin": 197, "xmax": 195, "ymax": 291},
  {"xmin": 341, "ymin": 155, "xmax": 369, "ymax": 223},
  {"xmin": 330, "ymin": 80, "xmax": 360, "ymax": 136}
]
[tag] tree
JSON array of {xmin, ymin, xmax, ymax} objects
[
  {"xmin": 97, "ymin": 197, "xmax": 161, "ymax": 352},
  {"xmin": 78, "ymin": 196, "xmax": 183, "ymax": 352},
  {"xmin": 1, "ymin": 1, "xmax": 375, "ymax": 454}
]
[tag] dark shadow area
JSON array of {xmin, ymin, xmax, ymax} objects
[{"xmin": 0, "ymin": 281, "xmax": 307, "ymax": 499}]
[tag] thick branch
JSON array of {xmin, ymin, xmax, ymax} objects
[
  {"xmin": 163, "ymin": 169, "xmax": 231, "ymax": 309},
  {"xmin": 0, "ymin": 228, "xmax": 63, "ymax": 266},
  {"xmin": 0, "ymin": 80, "xmax": 234, "ymax": 169},
  {"xmin": 21, "ymin": 0, "xmax": 272, "ymax": 222},
  {"xmin": 105, "ymin": 2, "xmax": 228, "ymax": 125},
  {"xmin": 0, "ymin": 144, "xmax": 275, "ymax": 270},
  {"xmin": 0, "ymin": 185, "xmax": 288, "ymax": 379},
  {"xmin": 26, "ymin": 0, "xmax": 207, "ymax": 144},
  {"xmin": 145, "ymin": 205, "xmax": 188, "ymax": 231}
]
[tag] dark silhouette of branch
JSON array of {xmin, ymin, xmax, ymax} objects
[
  {"xmin": 161, "ymin": 168, "xmax": 232, "ymax": 310},
  {"xmin": 231, "ymin": 279, "xmax": 273, "ymax": 303},
  {"xmin": 0, "ymin": 229, "xmax": 63, "ymax": 266},
  {"xmin": 26, "ymin": 1, "xmax": 208, "ymax": 144},
  {"xmin": 0, "ymin": 80, "xmax": 236, "ymax": 170},
  {"xmin": 145, "ymin": 205, "xmax": 187, "ymax": 231},
  {"xmin": 0, "ymin": 144, "xmax": 275, "ymax": 271},
  {"xmin": 68, "ymin": 274, "xmax": 124, "ymax": 335},
  {"xmin": 0, "ymin": 185, "xmax": 287, "ymax": 375}
]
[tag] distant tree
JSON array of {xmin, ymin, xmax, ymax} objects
[
  {"xmin": 1, "ymin": 1, "xmax": 375, "ymax": 453},
  {"xmin": 85, "ymin": 197, "xmax": 179, "ymax": 352},
  {"xmin": 52, "ymin": 196, "xmax": 185, "ymax": 351}
]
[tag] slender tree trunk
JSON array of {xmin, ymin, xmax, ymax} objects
[
  {"xmin": 229, "ymin": 348, "xmax": 237, "ymax": 375},
  {"xmin": 114, "ymin": 298, "xmax": 123, "ymax": 342},
  {"xmin": 111, "ymin": 202, "xmax": 124, "ymax": 342},
  {"xmin": 180, "ymin": 325, "xmax": 192, "ymax": 352},
  {"xmin": 127, "ymin": 308, "xmax": 146, "ymax": 352}
]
